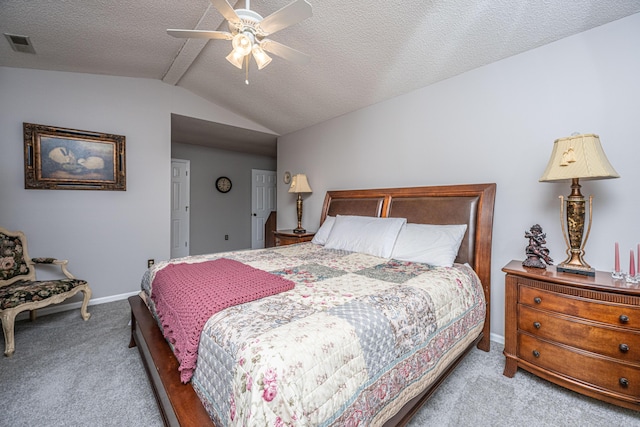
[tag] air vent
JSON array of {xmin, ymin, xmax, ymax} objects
[{"xmin": 4, "ymin": 33, "xmax": 36, "ymax": 54}]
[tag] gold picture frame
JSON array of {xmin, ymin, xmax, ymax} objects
[{"xmin": 23, "ymin": 123, "xmax": 126, "ymax": 191}]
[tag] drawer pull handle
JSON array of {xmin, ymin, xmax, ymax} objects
[
  {"xmin": 619, "ymin": 343, "xmax": 630, "ymax": 353},
  {"xmin": 619, "ymin": 314, "xmax": 629, "ymax": 324},
  {"xmin": 533, "ymin": 322, "xmax": 541, "ymax": 329},
  {"xmin": 619, "ymin": 378, "xmax": 629, "ymax": 387},
  {"xmin": 534, "ymin": 297, "xmax": 542, "ymax": 304},
  {"xmin": 532, "ymin": 350, "xmax": 540, "ymax": 358}
]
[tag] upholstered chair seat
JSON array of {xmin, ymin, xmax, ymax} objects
[{"xmin": 0, "ymin": 227, "xmax": 91, "ymax": 356}]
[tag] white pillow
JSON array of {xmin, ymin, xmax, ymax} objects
[
  {"xmin": 324, "ymin": 215, "xmax": 406, "ymax": 258},
  {"xmin": 391, "ymin": 223, "xmax": 467, "ymax": 267},
  {"xmin": 311, "ymin": 216, "xmax": 335, "ymax": 245}
]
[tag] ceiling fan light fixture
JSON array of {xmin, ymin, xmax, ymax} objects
[
  {"xmin": 226, "ymin": 49, "xmax": 245, "ymax": 69},
  {"xmin": 252, "ymin": 45, "xmax": 272, "ymax": 70},
  {"xmin": 231, "ymin": 32, "xmax": 253, "ymax": 56},
  {"xmin": 168, "ymin": 0, "xmax": 313, "ymax": 80}
]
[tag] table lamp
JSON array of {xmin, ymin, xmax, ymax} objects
[
  {"xmin": 288, "ymin": 174, "xmax": 312, "ymax": 234},
  {"xmin": 539, "ymin": 133, "xmax": 619, "ymax": 276}
]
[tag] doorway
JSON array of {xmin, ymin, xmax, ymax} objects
[
  {"xmin": 171, "ymin": 159, "xmax": 190, "ymax": 258},
  {"xmin": 251, "ymin": 169, "xmax": 276, "ymax": 249}
]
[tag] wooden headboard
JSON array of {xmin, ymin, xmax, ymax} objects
[{"xmin": 320, "ymin": 183, "xmax": 497, "ymax": 351}]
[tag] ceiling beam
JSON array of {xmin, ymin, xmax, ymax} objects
[{"xmin": 162, "ymin": 4, "xmax": 225, "ymax": 85}]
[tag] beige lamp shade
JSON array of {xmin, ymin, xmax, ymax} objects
[
  {"xmin": 288, "ymin": 174, "xmax": 312, "ymax": 193},
  {"xmin": 539, "ymin": 134, "xmax": 619, "ymax": 182}
]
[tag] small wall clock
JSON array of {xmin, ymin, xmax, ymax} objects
[{"xmin": 215, "ymin": 176, "xmax": 232, "ymax": 193}]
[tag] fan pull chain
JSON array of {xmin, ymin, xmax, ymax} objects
[{"xmin": 245, "ymin": 55, "xmax": 249, "ymax": 85}]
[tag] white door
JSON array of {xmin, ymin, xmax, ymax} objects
[
  {"xmin": 171, "ymin": 159, "xmax": 190, "ymax": 258},
  {"xmin": 251, "ymin": 169, "xmax": 277, "ymax": 249}
]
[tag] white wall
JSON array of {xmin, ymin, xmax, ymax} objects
[
  {"xmin": 171, "ymin": 143, "xmax": 275, "ymax": 254},
  {"xmin": 277, "ymin": 14, "xmax": 640, "ymax": 342},
  {"xmin": 0, "ymin": 66, "xmax": 272, "ymax": 302}
]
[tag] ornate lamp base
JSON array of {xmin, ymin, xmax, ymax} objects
[
  {"xmin": 557, "ymin": 178, "xmax": 596, "ymax": 277},
  {"xmin": 294, "ymin": 193, "xmax": 306, "ymax": 234}
]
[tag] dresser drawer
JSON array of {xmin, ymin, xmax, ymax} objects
[
  {"xmin": 519, "ymin": 284, "xmax": 640, "ymax": 329},
  {"xmin": 518, "ymin": 333, "xmax": 640, "ymax": 400},
  {"xmin": 518, "ymin": 305, "xmax": 640, "ymax": 361},
  {"xmin": 274, "ymin": 235, "xmax": 296, "ymax": 246},
  {"xmin": 273, "ymin": 231, "xmax": 315, "ymax": 247}
]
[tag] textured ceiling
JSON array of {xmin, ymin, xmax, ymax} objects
[{"xmin": 2, "ymin": 1, "xmax": 640, "ymax": 154}]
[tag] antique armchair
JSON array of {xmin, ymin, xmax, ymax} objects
[{"xmin": 0, "ymin": 226, "xmax": 91, "ymax": 356}]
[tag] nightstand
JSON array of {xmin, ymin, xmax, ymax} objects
[
  {"xmin": 273, "ymin": 230, "xmax": 315, "ymax": 246},
  {"xmin": 502, "ymin": 260, "xmax": 640, "ymax": 411}
]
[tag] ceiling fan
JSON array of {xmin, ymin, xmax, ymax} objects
[{"xmin": 168, "ymin": 0, "xmax": 312, "ymax": 80}]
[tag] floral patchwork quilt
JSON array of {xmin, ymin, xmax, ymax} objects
[{"xmin": 142, "ymin": 242, "xmax": 486, "ymax": 426}]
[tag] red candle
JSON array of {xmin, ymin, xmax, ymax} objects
[
  {"xmin": 615, "ymin": 242, "xmax": 620, "ymax": 272},
  {"xmin": 630, "ymin": 249, "xmax": 636, "ymax": 277}
]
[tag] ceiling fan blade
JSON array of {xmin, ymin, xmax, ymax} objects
[
  {"xmin": 261, "ymin": 39, "xmax": 310, "ymax": 65},
  {"xmin": 210, "ymin": 0, "xmax": 241, "ymax": 25},
  {"xmin": 167, "ymin": 29, "xmax": 233, "ymax": 40},
  {"xmin": 258, "ymin": 0, "xmax": 312, "ymax": 35}
]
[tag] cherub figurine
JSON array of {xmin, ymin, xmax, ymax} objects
[{"xmin": 523, "ymin": 224, "xmax": 553, "ymax": 268}]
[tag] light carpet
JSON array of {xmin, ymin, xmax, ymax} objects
[{"xmin": 0, "ymin": 300, "xmax": 637, "ymax": 426}]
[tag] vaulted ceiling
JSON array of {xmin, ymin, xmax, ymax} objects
[{"xmin": 2, "ymin": 1, "xmax": 639, "ymax": 155}]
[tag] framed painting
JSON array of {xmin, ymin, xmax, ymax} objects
[{"xmin": 23, "ymin": 123, "xmax": 126, "ymax": 190}]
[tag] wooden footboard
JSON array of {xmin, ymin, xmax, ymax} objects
[{"xmin": 129, "ymin": 295, "xmax": 213, "ymax": 427}]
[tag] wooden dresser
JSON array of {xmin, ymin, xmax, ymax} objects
[
  {"xmin": 502, "ymin": 260, "xmax": 640, "ymax": 411},
  {"xmin": 273, "ymin": 230, "xmax": 315, "ymax": 246}
]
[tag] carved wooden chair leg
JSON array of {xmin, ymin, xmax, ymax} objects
[
  {"xmin": 1, "ymin": 311, "xmax": 16, "ymax": 357},
  {"xmin": 79, "ymin": 286, "xmax": 92, "ymax": 321}
]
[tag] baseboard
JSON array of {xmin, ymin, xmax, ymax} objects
[
  {"xmin": 490, "ymin": 332, "xmax": 505, "ymax": 346},
  {"xmin": 15, "ymin": 291, "xmax": 140, "ymax": 321}
]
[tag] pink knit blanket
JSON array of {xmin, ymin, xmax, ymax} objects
[{"xmin": 150, "ymin": 258, "xmax": 295, "ymax": 383}]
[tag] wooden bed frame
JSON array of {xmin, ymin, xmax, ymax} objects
[{"xmin": 129, "ymin": 182, "xmax": 496, "ymax": 427}]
